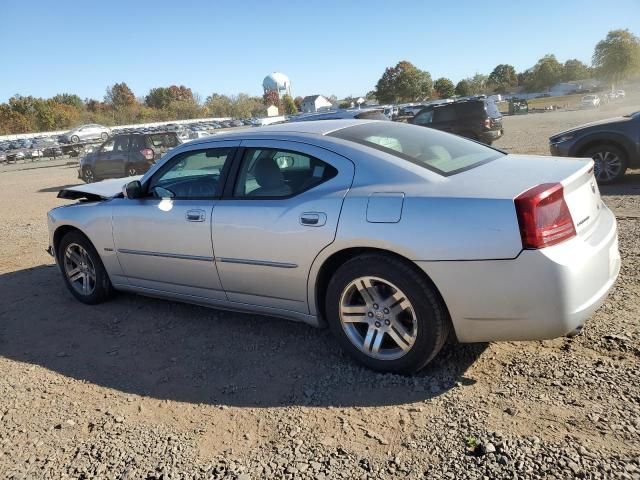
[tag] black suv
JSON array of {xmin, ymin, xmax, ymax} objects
[
  {"xmin": 409, "ymin": 99, "xmax": 503, "ymax": 145},
  {"xmin": 79, "ymin": 132, "xmax": 180, "ymax": 183},
  {"xmin": 549, "ymin": 111, "xmax": 640, "ymax": 184}
]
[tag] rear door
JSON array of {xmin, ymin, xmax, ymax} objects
[
  {"xmin": 212, "ymin": 140, "xmax": 354, "ymax": 313},
  {"xmin": 431, "ymin": 105, "xmax": 458, "ymax": 133},
  {"xmin": 93, "ymin": 138, "xmax": 115, "ymax": 177},
  {"xmin": 108, "ymin": 135, "xmax": 131, "ymax": 177}
]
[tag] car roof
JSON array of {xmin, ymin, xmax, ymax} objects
[{"xmin": 210, "ymin": 119, "xmax": 376, "ymax": 138}]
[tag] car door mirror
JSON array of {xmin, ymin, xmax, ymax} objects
[{"xmin": 124, "ymin": 180, "xmax": 143, "ymax": 199}]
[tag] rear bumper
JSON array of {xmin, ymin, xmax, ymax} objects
[
  {"xmin": 479, "ymin": 129, "xmax": 503, "ymax": 144},
  {"xmin": 417, "ymin": 206, "xmax": 620, "ymax": 343}
]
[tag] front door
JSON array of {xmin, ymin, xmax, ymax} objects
[
  {"xmin": 212, "ymin": 140, "xmax": 354, "ymax": 313},
  {"xmin": 111, "ymin": 142, "xmax": 238, "ymax": 300}
]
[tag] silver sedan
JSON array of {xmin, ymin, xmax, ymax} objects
[
  {"xmin": 61, "ymin": 124, "xmax": 111, "ymax": 143},
  {"xmin": 47, "ymin": 120, "xmax": 620, "ymax": 373}
]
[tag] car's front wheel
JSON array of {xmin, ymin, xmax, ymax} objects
[
  {"xmin": 584, "ymin": 144, "xmax": 628, "ymax": 184},
  {"xmin": 325, "ymin": 254, "xmax": 450, "ymax": 374},
  {"xmin": 101, "ymin": 132, "xmax": 109, "ymax": 141},
  {"xmin": 126, "ymin": 165, "xmax": 137, "ymax": 176},
  {"xmin": 70, "ymin": 135, "xmax": 80, "ymax": 143},
  {"xmin": 57, "ymin": 230, "xmax": 114, "ymax": 305}
]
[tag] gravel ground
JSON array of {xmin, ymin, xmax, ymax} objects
[{"xmin": 0, "ymin": 103, "xmax": 639, "ymax": 479}]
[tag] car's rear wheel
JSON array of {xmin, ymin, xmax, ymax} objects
[
  {"xmin": 70, "ymin": 135, "xmax": 80, "ymax": 143},
  {"xmin": 126, "ymin": 165, "xmax": 137, "ymax": 176},
  {"xmin": 83, "ymin": 166, "xmax": 95, "ymax": 183},
  {"xmin": 57, "ymin": 231, "xmax": 114, "ymax": 305},
  {"xmin": 584, "ymin": 144, "xmax": 628, "ymax": 184},
  {"xmin": 325, "ymin": 254, "xmax": 450, "ymax": 374},
  {"xmin": 101, "ymin": 132, "xmax": 109, "ymax": 141}
]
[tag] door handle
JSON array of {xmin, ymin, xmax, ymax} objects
[
  {"xmin": 300, "ymin": 212, "xmax": 326, "ymax": 227},
  {"xmin": 185, "ymin": 209, "xmax": 206, "ymax": 222}
]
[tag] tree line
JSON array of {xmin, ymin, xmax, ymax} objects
[
  {"xmin": 374, "ymin": 29, "xmax": 640, "ymax": 103},
  {"xmin": 1, "ymin": 29, "xmax": 638, "ymax": 135}
]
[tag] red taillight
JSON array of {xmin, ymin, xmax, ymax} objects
[
  {"xmin": 141, "ymin": 148, "xmax": 154, "ymax": 161},
  {"xmin": 514, "ymin": 183, "xmax": 576, "ymax": 249},
  {"xmin": 484, "ymin": 118, "xmax": 491, "ymax": 129}
]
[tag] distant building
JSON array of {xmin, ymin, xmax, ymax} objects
[
  {"xmin": 266, "ymin": 105, "xmax": 279, "ymax": 117},
  {"xmin": 300, "ymin": 95, "xmax": 333, "ymax": 113},
  {"xmin": 263, "ymin": 72, "xmax": 291, "ymax": 98}
]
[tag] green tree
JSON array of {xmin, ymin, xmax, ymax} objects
[
  {"xmin": 563, "ymin": 59, "xmax": 591, "ymax": 81},
  {"xmin": 454, "ymin": 79, "xmax": 472, "ymax": 97},
  {"xmin": 526, "ymin": 55, "xmax": 564, "ymax": 91},
  {"xmin": 205, "ymin": 93, "xmax": 233, "ymax": 117},
  {"xmin": 433, "ymin": 77, "xmax": 455, "ymax": 98},
  {"xmin": 104, "ymin": 82, "xmax": 136, "ymax": 108},
  {"xmin": 281, "ymin": 95, "xmax": 297, "ymax": 115},
  {"xmin": 488, "ymin": 64, "xmax": 518, "ymax": 93},
  {"xmin": 592, "ymin": 29, "xmax": 640, "ymax": 90},
  {"xmin": 51, "ymin": 93, "xmax": 84, "ymax": 110},
  {"xmin": 374, "ymin": 60, "xmax": 432, "ymax": 103},
  {"xmin": 293, "ymin": 96, "xmax": 303, "ymax": 111},
  {"xmin": 466, "ymin": 73, "xmax": 488, "ymax": 95}
]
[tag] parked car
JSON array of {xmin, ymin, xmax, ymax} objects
[
  {"xmin": 0, "ymin": 152, "xmax": 6, "ymax": 163},
  {"xmin": 410, "ymin": 98, "xmax": 503, "ymax": 145},
  {"xmin": 78, "ymin": 131, "xmax": 180, "ymax": 183},
  {"xmin": 579, "ymin": 95, "xmax": 601, "ymax": 109},
  {"xmin": 61, "ymin": 124, "xmax": 112, "ymax": 144},
  {"xmin": 49, "ymin": 120, "xmax": 619, "ymax": 373},
  {"xmin": 549, "ymin": 111, "xmax": 640, "ymax": 183},
  {"xmin": 616, "ymin": 89, "xmax": 626, "ymax": 98}
]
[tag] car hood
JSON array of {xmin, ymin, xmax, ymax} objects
[
  {"xmin": 58, "ymin": 176, "xmax": 142, "ymax": 201},
  {"xmin": 551, "ymin": 116, "xmax": 629, "ymax": 138}
]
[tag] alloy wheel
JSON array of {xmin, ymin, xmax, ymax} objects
[
  {"xmin": 339, "ymin": 276, "xmax": 417, "ymax": 360},
  {"xmin": 63, "ymin": 243, "xmax": 96, "ymax": 296},
  {"xmin": 127, "ymin": 167, "xmax": 137, "ymax": 176},
  {"xmin": 592, "ymin": 151, "xmax": 622, "ymax": 182},
  {"xmin": 84, "ymin": 168, "xmax": 94, "ymax": 183}
]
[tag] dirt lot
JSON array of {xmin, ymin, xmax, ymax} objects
[{"xmin": 0, "ymin": 104, "xmax": 639, "ymax": 479}]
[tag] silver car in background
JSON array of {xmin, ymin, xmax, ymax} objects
[
  {"xmin": 61, "ymin": 124, "xmax": 111, "ymax": 143},
  {"xmin": 47, "ymin": 120, "xmax": 620, "ymax": 373}
]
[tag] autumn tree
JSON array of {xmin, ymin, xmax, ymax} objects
[
  {"xmin": 593, "ymin": 29, "xmax": 640, "ymax": 90},
  {"xmin": 374, "ymin": 61, "xmax": 432, "ymax": 103},
  {"xmin": 293, "ymin": 96, "xmax": 303, "ymax": 111},
  {"xmin": 263, "ymin": 90, "xmax": 280, "ymax": 107},
  {"xmin": 105, "ymin": 82, "xmax": 136, "ymax": 108}
]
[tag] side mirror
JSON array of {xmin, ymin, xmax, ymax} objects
[{"xmin": 124, "ymin": 180, "xmax": 143, "ymax": 199}]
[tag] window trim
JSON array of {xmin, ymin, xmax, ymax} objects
[
  {"xmin": 141, "ymin": 146, "xmax": 238, "ymax": 200},
  {"xmin": 222, "ymin": 146, "xmax": 338, "ymax": 201}
]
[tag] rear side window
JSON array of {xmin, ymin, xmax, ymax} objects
[
  {"xmin": 328, "ymin": 122, "xmax": 503, "ymax": 176},
  {"xmin": 454, "ymin": 102, "xmax": 483, "ymax": 117},
  {"xmin": 130, "ymin": 136, "xmax": 146, "ymax": 151},
  {"xmin": 432, "ymin": 106, "xmax": 457, "ymax": 122},
  {"xmin": 485, "ymin": 101, "xmax": 501, "ymax": 118},
  {"xmin": 149, "ymin": 133, "xmax": 179, "ymax": 148}
]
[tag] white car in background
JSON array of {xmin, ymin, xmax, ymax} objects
[
  {"xmin": 615, "ymin": 90, "xmax": 625, "ymax": 98},
  {"xmin": 579, "ymin": 95, "xmax": 601, "ymax": 109}
]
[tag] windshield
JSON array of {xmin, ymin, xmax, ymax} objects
[{"xmin": 328, "ymin": 122, "xmax": 503, "ymax": 176}]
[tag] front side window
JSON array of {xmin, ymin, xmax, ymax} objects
[
  {"xmin": 149, "ymin": 148, "xmax": 232, "ymax": 199},
  {"xmin": 432, "ymin": 106, "xmax": 457, "ymax": 122},
  {"xmin": 328, "ymin": 122, "xmax": 503, "ymax": 176},
  {"xmin": 413, "ymin": 109, "xmax": 433, "ymax": 125},
  {"xmin": 113, "ymin": 136, "xmax": 130, "ymax": 152},
  {"xmin": 100, "ymin": 139, "xmax": 114, "ymax": 153},
  {"xmin": 234, "ymin": 148, "xmax": 337, "ymax": 198}
]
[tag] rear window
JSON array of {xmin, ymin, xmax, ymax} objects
[
  {"xmin": 149, "ymin": 133, "xmax": 179, "ymax": 148},
  {"xmin": 328, "ymin": 122, "xmax": 503, "ymax": 176}
]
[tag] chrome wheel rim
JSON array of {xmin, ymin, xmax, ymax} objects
[
  {"xmin": 63, "ymin": 243, "xmax": 96, "ymax": 296},
  {"xmin": 339, "ymin": 276, "xmax": 417, "ymax": 360},
  {"xmin": 592, "ymin": 151, "xmax": 622, "ymax": 182}
]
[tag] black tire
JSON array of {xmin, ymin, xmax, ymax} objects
[
  {"xmin": 70, "ymin": 135, "xmax": 80, "ymax": 143},
  {"xmin": 125, "ymin": 164, "xmax": 137, "ymax": 176},
  {"xmin": 57, "ymin": 230, "xmax": 114, "ymax": 305},
  {"xmin": 582, "ymin": 144, "xmax": 628, "ymax": 184},
  {"xmin": 101, "ymin": 132, "xmax": 109, "ymax": 141},
  {"xmin": 325, "ymin": 254, "xmax": 450, "ymax": 374},
  {"xmin": 82, "ymin": 166, "xmax": 96, "ymax": 183}
]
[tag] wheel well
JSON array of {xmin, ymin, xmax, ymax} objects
[
  {"xmin": 576, "ymin": 139, "xmax": 630, "ymax": 161},
  {"xmin": 52, "ymin": 225, "xmax": 83, "ymax": 257},
  {"xmin": 314, "ymin": 247, "xmax": 451, "ymax": 327}
]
